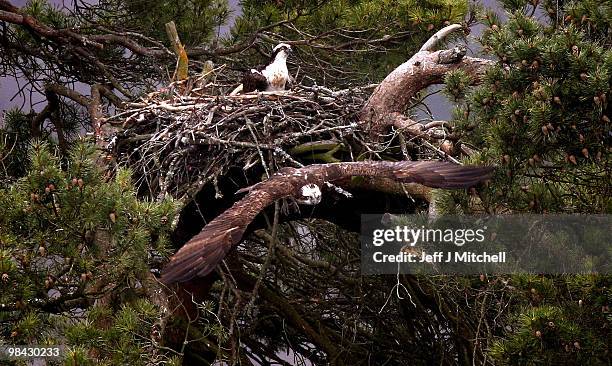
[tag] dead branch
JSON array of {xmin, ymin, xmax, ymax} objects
[
  {"xmin": 360, "ymin": 24, "xmax": 494, "ymax": 141},
  {"xmin": 419, "ymin": 23, "xmax": 464, "ymax": 52},
  {"xmin": 0, "ymin": 0, "xmax": 167, "ymax": 57},
  {"xmin": 45, "ymin": 83, "xmax": 93, "ymax": 108}
]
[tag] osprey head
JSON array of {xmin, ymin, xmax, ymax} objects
[
  {"xmin": 297, "ymin": 183, "xmax": 321, "ymax": 205},
  {"xmin": 272, "ymin": 43, "xmax": 292, "ymax": 61}
]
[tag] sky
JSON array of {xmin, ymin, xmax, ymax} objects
[
  {"xmin": 0, "ymin": 0, "xmax": 68, "ymax": 116},
  {"xmin": 0, "ymin": 2, "xmax": 511, "ymax": 363},
  {"xmin": 0, "ymin": 0, "xmax": 242, "ymax": 119},
  {"xmin": 0, "ymin": 0, "xmax": 506, "ymax": 123}
]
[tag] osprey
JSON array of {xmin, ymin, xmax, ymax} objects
[
  {"xmin": 241, "ymin": 43, "xmax": 292, "ymax": 93},
  {"xmin": 161, "ymin": 160, "xmax": 493, "ymax": 284}
]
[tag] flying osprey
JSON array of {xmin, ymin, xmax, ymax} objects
[
  {"xmin": 161, "ymin": 160, "xmax": 493, "ymax": 284},
  {"xmin": 240, "ymin": 43, "xmax": 293, "ymax": 93}
]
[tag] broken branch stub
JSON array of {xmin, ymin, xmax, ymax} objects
[{"xmin": 165, "ymin": 21, "xmax": 189, "ymax": 81}]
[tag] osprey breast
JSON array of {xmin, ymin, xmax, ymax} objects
[{"xmin": 262, "ymin": 62, "xmax": 289, "ymax": 91}]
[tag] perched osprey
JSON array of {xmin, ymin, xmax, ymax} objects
[
  {"xmin": 161, "ymin": 161, "xmax": 493, "ymax": 284},
  {"xmin": 241, "ymin": 43, "xmax": 292, "ymax": 93}
]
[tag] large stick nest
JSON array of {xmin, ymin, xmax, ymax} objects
[{"xmin": 111, "ymin": 78, "xmax": 375, "ymax": 202}]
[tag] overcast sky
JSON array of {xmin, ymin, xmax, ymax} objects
[{"xmin": 0, "ymin": 0, "xmax": 505, "ymax": 123}]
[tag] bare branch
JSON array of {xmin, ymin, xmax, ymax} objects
[
  {"xmin": 419, "ymin": 23, "xmax": 464, "ymax": 52},
  {"xmin": 45, "ymin": 83, "xmax": 93, "ymax": 107},
  {"xmin": 360, "ymin": 35, "xmax": 494, "ymax": 140},
  {"xmin": 44, "ymin": 83, "xmax": 119, "ymax": 144}
]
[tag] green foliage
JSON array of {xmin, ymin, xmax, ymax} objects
[
  {"xmin": 446, "ymin": 8, "xmax": 611, "ymax": 213},
  {"xmin": 2, "ymin": 0, "xmax": 230, "ymax": 101},
  {"xmin": 0, "ymin": 109, "xmax": 32, "ymax": 179},
  {"xmin": 488, "ymin": 275, "xmax": 611, "ymax": 365},
  {"xmin": 0, "ymin": 141, "xmax": 179, "ymax": 364},
  {"xmin": 22, "ymin": 0, "xmax": 76, "ymax": 28},
  {"xmin": 228, "ymin": 0, "xmax": 470, "ymax": 86},
  {"xmin": 116, "ymin": 0, "xmax": 230, "ymax": 46},
  {"xmin": 17, "ymin": 0, "xmax": 230, "ymax": 48},
  {"xmin": 498, "ymin": 0, "xmax": 531, "ymax": 13},
  {"xmin": 545, "ymin": 0, "xmax": 612, "ymax": 45},
  {"xmin": 443, "ymin": 69, "xmax": 472, "ymax": 101},
  {"xmin": 432, "ymin": 1, "xmax": 612, "ymax": 364},
  {"xmin": 58, "ymin": 300, "xmax": 166, "ymax": 364}
]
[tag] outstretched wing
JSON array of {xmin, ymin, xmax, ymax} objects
[
  {"xmin": 242, "ymin": 66, "xmax": 268, "ymax": 93},
  {"xmin": 388, "ymin": 161, "xmax": 493, "ymax": 188},
  {"xmin": 161, "ymin": 161, "xmax": 493, "ymax": 283},
  {"xmin": 327, "ymin": 161, "xmax": 493, "ymax": 189},
  {"xmin": 161, "ymin": 183, "xmax": 289, "ymax": 284}
]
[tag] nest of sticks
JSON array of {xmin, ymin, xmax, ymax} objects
[{"xmin": 111, "ymin": 78, "xmax": 377, "ymax": 203}]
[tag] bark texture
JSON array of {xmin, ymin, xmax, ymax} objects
[{"xmin": 360, "ymin": 34, "xmax": 494, "ymax": 141}]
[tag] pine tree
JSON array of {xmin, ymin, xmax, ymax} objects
[
  {"xmin": 0, "ymin": 110, "xmax": 32, "ymax": 180},
  {"xmin": 437, "ymin": 1, "xmax": 610, "ymax": 214},
  {"xmin": 0, "ymin": 141, "xmax": 183, "ymax": 364},
  {"xmin": 1, "ymin": 0, "xmax": 610, "ymax": 364},
  {"xmin": 114, "ymin": 0, "xmax": 230, "ymax": 47},
  {"xmin": 434, "ymin": 1, "xmax": 611, "ymax": 363},
  {"xmin": 228, "ymin": 0, "xmax": 471, "ymax": 86}
]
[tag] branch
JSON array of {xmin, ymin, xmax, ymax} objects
[
  {"xmin": 31, "ymin": 104, "xmax": 51, "ymax": 138},
  {"xmin": 45, "ymin": 83, "xmax": 118, "ymax": 145},
  {"xmin": 44, "ymin": 90, "xmax": 69, "ymax": 154},
  {"xmin": 0, "ymin": 0, "xmax": 172, "ymax": 62},
  {"xmin": 0, "ymin": 293, "xmax": 89, "ymax": 313},
  {"xmin": 89, "ymin": 34, "xmax": 167, "ymax": 57},
  {"xmin": 97, "ymin": 84, "xmax": 126, "ymax": 108},
  {"xmin": 385, "ymin": 113, "xmax": 458, "ymax": 143},
  {"xmin": 89, "ymin": 84, "xmax": 104, "ymax": 143},
  {"xmin": 0, "ymin": 4, "xmax": 103, "ymax": 49},
  {"xmin": 186, "ymin": 18, "xmax": 298, "ymax": 57},
  {"xmin": 360, "ymin": 36, "xmax": 494, "ymax": 140},
  {"xmin": 165, "ymin": 21, "xmax": 188, "ymax": 81},
  {"xmin": 419, "ymin": 23, "xmax": 464, "ymax": 52},
  {"xmin": 45, "ymin": 83, "xmax": 92, "ymax": 107},
  {"xmin": 233, "ymin": 270, "xmax": 342, "ymax": 361}
]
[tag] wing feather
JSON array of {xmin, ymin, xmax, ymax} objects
[
  {"xmin": 389, "ymin": 161, "xmax": 492, "ymax": 188},
  {"xmin": 161, "ymin": 161, "xmax": 493, "ymax": 284},
  {"xmin": 242, "ymin": 67, "xmax": 268, "ymax": 93},
  {"xmin": 328, "ymin": 161, "xmax": 492, "ymax": 188},
  {"xmin": 161, "ymin": 188, "xmax": 281, "ymax": 284}
]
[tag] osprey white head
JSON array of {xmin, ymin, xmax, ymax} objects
[
  {"xmin": 298, "ymin": 183, "xmax": 322, "ymax": 205},
  {"xmin": 272, "ymin": 43, "xmax": 292, "ymax": 61}
]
